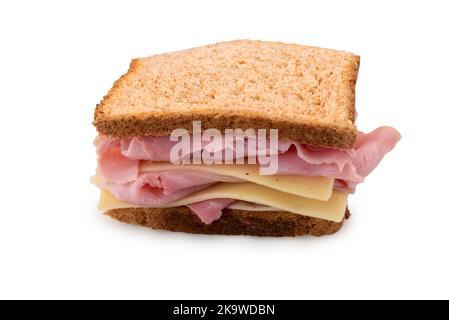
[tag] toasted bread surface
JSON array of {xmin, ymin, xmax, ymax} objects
[
  {"xmin": 105, "ymin": 206, "xmax": 350, "ymax": 237},
  {"xmin": 94, "ymin": 40, "xmax": 360, "ymax": 148}
]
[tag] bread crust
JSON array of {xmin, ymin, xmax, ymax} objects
[
  {"xmin": 105, "ymin": 207, "xmax": 350, "ymax": 237},
  {"xmin": 94, "ymin": 40, "xmax": 360, "ymax": 149}
]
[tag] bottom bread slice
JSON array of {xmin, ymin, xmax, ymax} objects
[{"xmin": 105, "ymin": 207, "xmax": 351, "ymax": 237}]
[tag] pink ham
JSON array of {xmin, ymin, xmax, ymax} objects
[
  {"xmin": 187, "ymin": 199, "xmax": 236, "ymax": 224},
  {"xmin": 95, "ymin": 126, "xmax": 400, "ymax": 192},
  {"xmin": 97, "ymin": 146, "xmax": 139, "ymax": 184},
  {"xmin": 353, "ymin": 126, "xmax": 402, "ymax": 177}
]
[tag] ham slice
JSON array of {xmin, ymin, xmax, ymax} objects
[
  {"xmin": 95, "ymin": 126, "xmax": 400, "ymax": 191},
  {"xmin": 94, "ymin": 126, "xmax": 401, "ymax": 224},
  {"xmin": 97, "ymin": 147, "xmax": 139, "ymax": 184},
  {"xmin": 187, "ymin": 199, "xmax": 236, "ymax": 224}
]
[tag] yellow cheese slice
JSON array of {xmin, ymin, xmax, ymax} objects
[
  {"xmin": 98, "ymin": 183, "xmax": 348, "ymax": 222},
  {"xmin": 140, "ymin": 162, "xmax": 334, "ymax": 201}
]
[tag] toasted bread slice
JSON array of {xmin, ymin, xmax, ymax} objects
[
  {"xmin": 105, "ymin": 207, "xmax": 350, "ymax": 237},
  {"xmin": 94, "ymin": 40, "xmax": 360, "ymax": 148}
]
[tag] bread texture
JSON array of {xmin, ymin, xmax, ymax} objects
[
  {"xmin": 105, "ymin": 207, "xmax": 350, "ymax": 237},
  {"xmin": 94, "ymin": 40, "xmax": 360, "ymax": 149}
]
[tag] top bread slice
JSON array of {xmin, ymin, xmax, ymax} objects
[{"xmin": 94, "ymin": 40, "xmax": 360, "ymax": 149}]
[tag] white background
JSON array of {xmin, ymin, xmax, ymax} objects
[{"xmin": 1, "ymin": 0, "xmax": 448, "ymax": 300}]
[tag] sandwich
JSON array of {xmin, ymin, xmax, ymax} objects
[{"xmin": 92, "ymin": 40, "xmax": 400, "ymax": 237}]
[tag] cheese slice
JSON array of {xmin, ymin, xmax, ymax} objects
[
  {"xmin": 98, "ymin": 183, "xmax": 348, "ymax": 222},
  {"xmin": 140, "ymin": 162, "xmax": 334, "ymax": 201}
]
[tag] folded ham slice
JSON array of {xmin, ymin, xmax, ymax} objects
[
  {"xmin": 94, "ymin": 126, "xmax": 401, "ymax": 224},
  {"xmin": 187, "ymin": 199, "xmax": 236, "ymax": 224}
]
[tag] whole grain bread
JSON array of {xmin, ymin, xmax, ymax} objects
[
  {"xmin": 94, "ymin": 40, "xmax": 360, "ymax": 149},
  {"xmin": 105, "ymin": 207, "xmax": 350, "ymax": 237}
]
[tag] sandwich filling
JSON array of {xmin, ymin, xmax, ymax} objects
[{"xmin": 93, "ymin": 126, "xmax": 400, "ymax": 224}]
